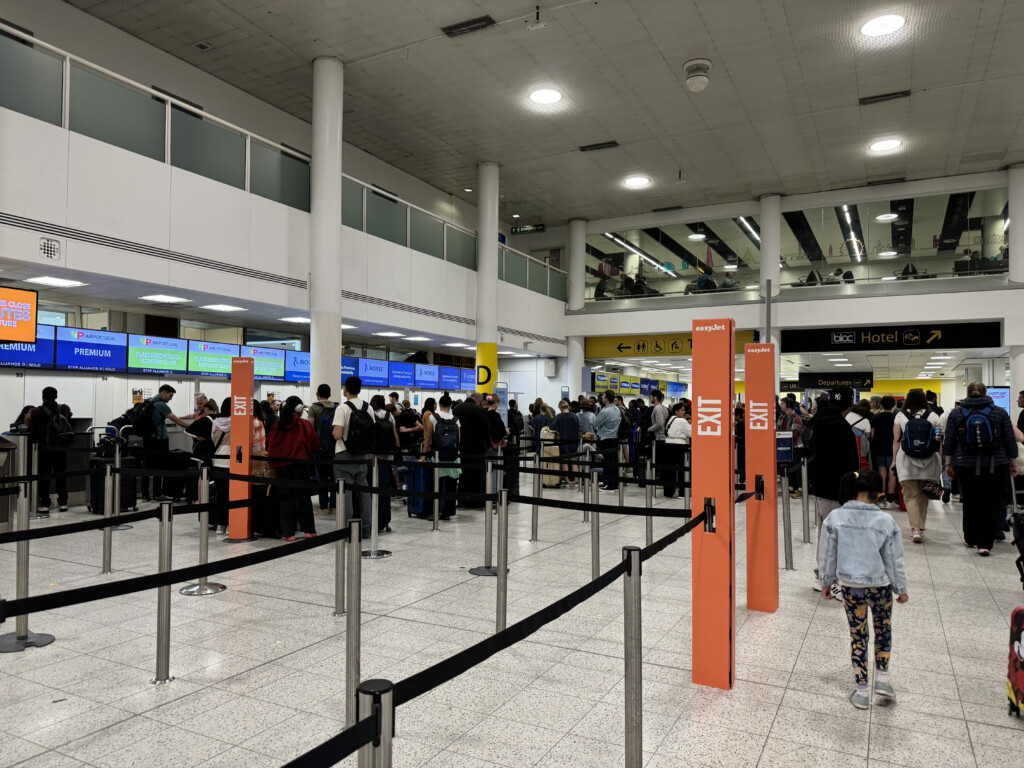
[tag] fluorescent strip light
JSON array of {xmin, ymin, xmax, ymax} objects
[
  {"xmin": 738, "ymin": 216, "xmax": 760, "ymax": 243},
  {"xmin": 200, "ymin": 304, "xmax": 245, "ymax": 312},
  {"xmin": 25, "ymin": 276, "xmax": 88, "ymax": 288},
  {"xmin": 279, "ymin": 316, "xmax": 311, "ymax": 323},
  {"xmin": 140, "ymin": 295, "xmax": 189, "ymax": 303},
  {"xmin": 372, "ymin": 332, "xmax": 405, "ymax": 337},
  {"xmin": 341, "ymin": 323, "xmax": 357, "ymax": 329},
  {"xmin": 881, "ymin": 276, "xmax": 897, "ymax": 281},
  {"xmin": 723, "ymin": 264, "xmax": 738, "ymax": 271},
  {"xmin": 405, "ymin": 336, "xmax": 431, "ymax": 341},
  {"xmin": 497, "ymin": 351, "xmax": 516, "ymax": 355},
  {"xmin": 513, "ymin": 354, "xmax": 532, "ymax": 358},
  {"xmin": 834, "ymin": 363, "xmax": 853, "ymax": 367},
  {"xmin": 444, "ymin": 342, "xmax": 469, "ymax": 348},
  {"xmin": 931, "ymin": 356, "xmax": 952, "ymax": 360},
  {"xmin": 827, "ymin": 358, "xmax": 848, "ymax": 361}
]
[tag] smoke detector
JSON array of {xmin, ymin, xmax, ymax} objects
[{"xmin": 683, "ymin": 58, "xmax": 712, "ymax": 93}]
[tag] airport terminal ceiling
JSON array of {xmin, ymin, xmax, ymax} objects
[{"xmin": 64, "ymin": 0, "xmax": 1024, "ymax": 224}]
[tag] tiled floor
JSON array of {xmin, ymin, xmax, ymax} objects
[{"xmin": 1, "ymin": 477, "xmax": 1022, "ymax": 767}]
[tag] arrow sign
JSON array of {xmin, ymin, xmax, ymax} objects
[
  {"xmin": 927, "ymin": 330, "xmax": 942, "ymax": 344},
  {"xmin": 617, "ymin": 343, "xmax": 632, "ymax": 353}
]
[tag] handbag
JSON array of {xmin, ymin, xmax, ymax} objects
[
  {"xmin": 250, "ymin": 450, "xmax": 275, "ymax": 480},
  {"xmin": 921, "ymin": 479, "xmax": 942, "ymax": 501}
]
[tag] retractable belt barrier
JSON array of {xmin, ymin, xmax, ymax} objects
[
  {"xmin": 510, "ymin": 493, "xmax": 691, "ymax": 519},
  {"xmin": 282, "ymin": 715, "xmax": 377, "ymax": 768},
  {"xmin": 0, "ymin": 507, "xmax": 160, "ymax": 544},
  {"xmin": 0, "ymin": 468, "xmax": 95, "ymax": 484}
]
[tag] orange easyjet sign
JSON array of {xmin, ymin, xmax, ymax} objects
[
  {"xmin": 0, "ymin": 287, "xmax": 38, "ymax": 343},
  {"xmin": 745, "ymin": 343, "xmax": 779, "ymax": 613},
  {"xmin": 228, "ymin": 357, "xmax": 254, "ymax": 541}
]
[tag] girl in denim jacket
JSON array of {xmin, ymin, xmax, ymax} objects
[{"xmin": 820, "ymin": 470, "xmax": 910, "ymax": 709}]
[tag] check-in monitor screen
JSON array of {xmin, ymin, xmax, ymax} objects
[
  {"xmin": 128, "ymin": 334, "xmax": 188, "ymax": 375},
  {"xmin": 0, "ymin": 324, "xmax": 55, "ymax": 369},
  {"xmin": 415, "ymin": 364, "xmax": 439, "ymax": 389},
  {"xmin": 439, "ymin": 367, "xmax": 461, "ymax": 390},
  {"xmin": 359, "ymin": 358, "xmax": 389, "ymax": 387},
  {"xmin": 55, "ymin": 327, "xmax": 127, "ymax": 372},
  {"xmin": 460, "ymin": 368, "xmax": 476, "ymax": 391},
  {"xmin": 284, "ymin": 351, "xmax": 310, "ymax": 382},
  {"xmin": 341, "ymin": 356, "xmax": 358, "ymax": 379},
  {"xmin": 187, "ymin": 341, "xmax": 240, "ymax": 378},
  {"xmin": 0, "ymin": 287, "xmax": 38, "ymax": 343},
  {"xmin": 240, "ymin": 346, "xmax": 286, "ymax": 381},
  {"xmin": 389, "ymin": 362, "xmax": 415, "ymax": 388}
]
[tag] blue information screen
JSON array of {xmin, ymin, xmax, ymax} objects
[
  {"xmin": 460, "ymin": 368, "xmax": 476, "ymax": 391},
  {"xmin": 389, "ymin": 362, "xmax": 415, "ymax": 387},
  {"xmin": 0, "ymin": 324, "xmax": 55, "ymax": 369},
  {"xmin": 990, "ymin": 386, "xmax": 1010, "ymax": 410},
  {"xmin": 341, "ymin": 356, "xmax": 358, "ymax": 379},
  {"xmin": 415, "ymin": 364, "xmax": 439, "ymax": 389},
  {"xmin": 55, "ymin": 327, "xmax": 127, "ymax": 372},
  {"xmin": 359, "ymin": 358, "xmax": 388, "ymax": 387},
  {"xmin": 284, "ymin": 351, "xmax": 310, "ymax": 382},
  {"xmin": 439, "ymin": 367, "xmax": 460, "ymax": 391},
  {"xmin": 595, "ymin": 373, "xmax": 608, "ymax": 388},
  {"xmin": 640, "ymin": 379, "xmax": 651, "ymax": 395},
  {"xmin": 631, "ymin": 380, "xmax": 640, "ymax": 391},
  {"xmin": 609, "ymin": 376, "xmax": 618, "ymax": 389}
]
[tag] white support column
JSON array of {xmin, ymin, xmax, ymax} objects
[
  {"xmin": 759, "ymin": 195, "xmax": 781, "ymax": 296},
  {"xmin": 310, "ymin": 58, "xmax": 344, "ymax": 397},
  {"xmin": 475, "ymin": 162, "xmax": 500, "ymax": 393},
  {"xmin": 568, "ymin": 219, "xmax": 587, "ymax": 310},
  {"xmin": 567, "ymin": 335, "xmax": 584, "ymax": 398},
  {"xmin": 1010, "ymin": 165, "xmax": 1024, "ymax": 284}
]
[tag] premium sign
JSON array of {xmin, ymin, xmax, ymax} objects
[{"xmin": 781, "ymin": 321, "xmax": 1000, "ymax": 353}]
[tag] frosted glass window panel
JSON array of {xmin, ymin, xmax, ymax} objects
[
  {"xmin": 250, "ymin": 141, "xmax": 310, "ymax": 211},
  {"xmin": 342, "ymin": 180, "xmax": 364, "ymax": 230},
  {"xmin": 410, "ymin": 209, "xmax": 444, "ymax": 259},
  {"xmin": 503, "ymin": 250, "xmax": 526, "ymax": 287},
  {"xmin": 69, "ymin": 65, "xmax": 165, "ymax": 161},
  {"xmin": 528, "ymin": 258, "xmax": 548, "ymax": 294},
  {"xmin": 366, "ymin": 190, "xmax": 407, "ymax": 246},
  {"xmin": 0, "ymin": 34, "xmax": 63, "ymax": 126},
  {"xmin": 171, "ymin": 109, "xmax": 245, "ymax": 189},
  {"xmin": 446, "ymin": 227, "xmax": 477, "ymax": 270},
  {"xmin": 549, "ymin": 270, "xmax": 567, "ymax": 301},
  {"xmin": 498, "ymin": 248, "xmax": 505, "ymax": 279}
]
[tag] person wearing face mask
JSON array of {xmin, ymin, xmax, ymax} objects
[{"xmin": 268, "ymin": 396, "xmax": 320, "ymax": 541}]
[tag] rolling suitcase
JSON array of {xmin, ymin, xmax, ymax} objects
[
  {"xmin": 503, "ymin": 440, "xmax": 520, "ymax": 494},
  {"xmin": 1010, "ymin": 607, "xmax": 1024, "ymax": 716},
  {"xmin": 406, "ymin": 460, "xmax": 431, "ymax": 518},
  {"xmin": 161, "ymin": 450, "xmax": 196, "ymax": 501},
  {"xmin": 540, "ymin": 427, "xmax": 561, "ymax": 488},
  {"xmin": 87, "ymin": 456, "xmax": 139, "ymax": 513}
]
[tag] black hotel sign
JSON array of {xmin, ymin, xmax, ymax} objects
[{"xmin": 782, "ymin": 321, "xmax": 1001, "ymax": 353}]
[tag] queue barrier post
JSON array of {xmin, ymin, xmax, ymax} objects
[
  {"xmin": 800, "ymin": 457, "xmax": 811, "ymax": 544},
  {"xmin": 0, "ymin": 480, "xmax": 55, "ymax": 653},
  {"xmin": 432, "ymin": 452, "xmax": 440, "ymax": 532},
  {"xmin": 588, "ymin": 466, "xmax": 598, "ymax": 522},
  {"xmin": 591, "ymin": 501, "xmax": 601, "ymax": 581},
  {"xmin": 362, "ymin": 457, "xmax": 392, "ymax": 559},
  {"xmin": 623, "ymin": 545, "xmax": 643, "ymax": 768},
  {"xmin": 114, "ymin": 427, "xmax": 132, "ymax": 531},
  {"xmin": 346, "ymin": 518, "xmax": 362, "ymax": 728},
  {"xmin": 644, "ymin": 459, "xmax": 654, "ymax": 548},
  {"xmin": 357, "ymin": 679, "xmax": 395, "ymax": 768},
  {"xmin": 331, "ymin": 480, "xmax": 347, "ymax": 617},
  {"xmin": 780, "ymin": 471, "xmax": 794, "ymax": 570},
  {"xmin": 530, "ymin": 454, "xmax": 541, "ymax": 541},
  {"xmin": 683, "ymin": 448, "xmax": 691, "ymax": 511},
  {"xmin": 180, "ymin": 465, "xmax": 225, "ymax": 596},
  {"xmin": 496, "ymin": 489, "xmax": 509, "ymax": 632},
  {"xmin": 469, "ymin": 463, "xmax": 497, "ymax": 577},
  {"xmin": 101, "ymin": 464, "xmax": 113, "ymax": 575},
  {"xmin": 152, "ymin": 500, "xmax": 174, "ymax": 684},
  {"xmin": 29, "ymin": 442, "xmax": 39, "ymax": 519},
  {"xmin": 651, "ymin": 440, "xmax": 658, "ymax": 500}
]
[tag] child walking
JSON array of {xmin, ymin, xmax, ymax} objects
[{"xmin": 819, "ymin": 470, "xmax": 910, "ymax": 709}]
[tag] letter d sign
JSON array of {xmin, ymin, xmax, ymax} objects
[{"xmin": 474, "ymin": 342, "xmax": 497, "ymax": 394}]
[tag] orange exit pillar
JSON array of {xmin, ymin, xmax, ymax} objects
[
  {"xmin": 227, "ymin": 357, "xmax": 254, "ymax": 542},
  {"xmin": 691, "ymin": 318, "xmax": 735, "ymax": 690},
  {"xmin": 744, "ymin": 343, "xmax": 779, "ymax": 613}
]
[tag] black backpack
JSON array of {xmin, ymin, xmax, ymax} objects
[
  {"xmin": 508, "ymin": 409, "xmax": 524, "ymax": 436},
  {"xmin": 433, "ymin": 416, "xmax": 460, "ymax": 460},
  {"xmin": 132, "ymin": 399, "xmax": 157, "ymax": 438},
  {"xmin": 43, "ymin": 405, "xmax": 75, "ymax": 448},
  {"xmin": 616, "ymin": 406, "xmax": 632, "ymax": 440},
  {"xmin": 343, "ymin": 401, "xmax": 375, "ymax": 455},
  {"xmin": 314, "ymin": 402, "xmax": 338, "ymax": 451},
  {"xmin": 372, "ymin": 412, "xmax": 395, "ymax": 454}
]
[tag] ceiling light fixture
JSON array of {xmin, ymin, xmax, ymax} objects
[
  {"xmin": 1005, "ymin": 218, "xmax": 1011, "ymax": 233},
  {"xmin": 279, "ymin": 316, "xmax": 311, "ymax": 323},
  {"xmin": 404, "ymin": 336, "xmax": 432, "ymax": 341},
  {"xmin": 931, "ymin": 356, "xmax": 953, "ymax": 360},
  {"xmin": 875, "ymin": 213, "xmax": 899, "ymax": 222},
  {"xmin": 682, "ymin": 58, "xmax": 712, "ymax": 92},
  {"xmin": 372, "ymin": 331, "xmax": 405, "ymax": 338},
  {"xmin": 861, "ymin": 14, "xmax": 906, "ymax": 37},
  {"xmin": 141, "ymin": 295, "xmax": 189, "ymax": 304},
  {"xmin": 444, "ymin": 342, "xmax": 469, "ymax": 348},
  {"xmin": 463, "ymin": 188, "xmax": 472, "ymax": 193},
  {"xmin": 878, "ymin": 250, "xmax": 898, "ymax": 258},
  {"xmin": 25, "ymin": 276, "xmax": 88, "ymax": 288},
  {"xmin": 623, "ymin": 175, "xmax": 651, "ymax": 189},
  {"xmin": 723, "ymin": 264, "xmax": 738, "ymax": 271},
  {"xmin": 738, "ymin": 216, "xmax": 761, "ymax": 242},
  {"xmin": 881, "ymin": 276, "xmax": 898, "ymax": 281},
  {"xmin": 200, "ymin": 304, "xmax": 245, "ymax": 312},
  {"xmin": 513, "ymin": 354, "xmax": 532, "ymax": 358},
  {"xmin": 688, "ymin": 232, "xmax": 707, "ymax": 241},
  {"xmin": 529, "ymin": 88, "xmax": 562, "ymax": 104},
  {"xmin": 835, "ymin": 363, "xmax": 853, "ymax": 367},
  {"xmin": 869, "ymin": 138, "xmax": 902, "ymax": 152},
  {"xmin": 340, "ymin": 323, "xmax": 357, "ymax": 329},
  {"xmin": 511, "ymin": 214, "xmax": 520, "ymax": 219}
]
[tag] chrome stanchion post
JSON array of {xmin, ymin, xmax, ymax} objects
[
  {"xmin": 346, "ymin": 519, "xmax": 362, "ymax": 728},
  {"xmin": 432, "ymin": 452, "xmax": 440, "ymax": 532},
  {"xmin": 644, "ymin": 459, "xmax": 654, "ymax": 547},
  {"xmin": 151, "ymin": 501, "xmax": 174, "ymax": 684},
  {"xmin": 469, "ymin": 460, "xmax": 497, "ymax": 576},
  {"xmin": 29, "ymin": 442, "xmax": 39, "ymax": 518},
  {"xmin": 683, "ymin": 448, "xmax": 691, "ymax": 510},
  {"xmin": 496, "ymin": 489, "xmax": 509, "ymax": 632},
  {"xmin": 781, "ymin": 471, "xmax": 794, "ymax": 570},
  {"xmin": 651, "ymin": 440, "xmax": 658, "ymax": 500},
  {"xmin": 181, "ymin": 465, "xmax": 225, "ymax": 596},
  {"xmin": 0, "ymin": 480, "xmax": 55, "ymax": 652},
  {"xmin": 101, "ymin": 464, "xmax": 113, "ymax": 574},
  {"xmin": 357, "ymin": 679, "xmax": 395, "ymax": 768},
  {"xmin": 591, "ymin": 502, "xmax": 600, "ymax": 580},
  {"xmin": 801, "ymin": 456, "xmax": 811, "ymax": 544},
  {"xmin": 331, "ymin": 480, "xmax": 346, "ymax": 616},
  {"xmin": 113, "ymin": 427, "xmax": 132, "ymax": 530},
  {"xmin": 362, "ymin": 457, "xmax": 392, "ymax": 559},
  {"xmin": 590, "ymin": 465, "xmax": 599, "ymax": 511},
  {"xmin": 531, "ymin": 453, "xmax": 541, "ymax": 534},
  {"xmin": 623, "ymin": 546, "xmax": 643, "ymax": 768},
  {"xmin": 485, "ymin": 455, "xmax": 495, "ymax": 519}
]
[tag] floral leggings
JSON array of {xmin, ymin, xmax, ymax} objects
[{"xmin": 842, "ymin": 586, "xmax": 893, "ymax": 686}]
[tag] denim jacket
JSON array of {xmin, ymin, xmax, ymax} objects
[{"xmin": 819, "ymin": 501, "xmax": 907, "ymax": 594}]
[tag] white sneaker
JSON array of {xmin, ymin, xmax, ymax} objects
[
  {"xmin": 877, "ymin": 500, "xmax": 889, "ymax": 510},
  {"xmin": 216, "ymin": 525, "xmax": 226, "ymax": 535},
  {"xmin": 830, "ymin": 584, "xmax": 843, "ymax": 600},
  {"xmin": 812, "ymin": 572, "xmax": 823, "ymax": 592},
  {"xmin": 911, "ymin": 528, "xmax": 922, "ymax": 543}
]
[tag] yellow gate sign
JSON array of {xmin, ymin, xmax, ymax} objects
[{"xmin": 586, "ymin": 330, "xmax": 755, "ymax": 359}]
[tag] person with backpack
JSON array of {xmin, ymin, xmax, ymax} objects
[
  {"xmin": 663, "ymin": 402, "xmax": 692, "ymax": 497},
  {"xmin": 594, "ymin": 390, "xmax": 623, "ymax": 491},
  {"xmin": 870, "ymin": 396, "xmax": 898, "ymax": 508},
  {"xmin": 268, "ymin": 395, "xmax": 321, "ymax": 541},
  {"xmin": 331, "ymin": 376, "xmax": 375, "ymax": 540},
  {"xmin": 552, "ymin": 399, "xmax": 581, "ymax": 487},
  {"xmin": 506, "ymin": 399, "xmax": 525, "ymax": 446},
  {"xmin": 943, "ymin": 382, "xmax": 1018, "ymax": 555},
  {"xmin": 28, "ymin": 387, "xmax": 74, "ymax": 515},
  {"xmin": 454, "ymin": 392, "xmax": 490, "ymax": 509},
  {"xmin": 137, "ymin": 385, "xmax": 191, "ymax": 502},
  {"xmin": 371, "ymin": 395, "xmax": 400, "ymax": 532},
  {"xmin": 308, "ymin": 384, "xmax": 339, "ymax": 515},
  {"xmin": 426, "ymin": 393, "xmax": 461, "ymax": 518},
  {"xmin": 891, "ymin": 388, "xmax": 942, "ymax": 544},
  {"xmin": 846, "ymin": 400, "xmax": 874, "ymax": 472}
]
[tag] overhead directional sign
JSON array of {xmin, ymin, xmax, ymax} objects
[
  {"xmin": 781, "ymin": 321, "xmax": 1000, "ymax": 353},
  {"xmin": 510, "ymin": 223, "xmax": 545, "ymax": 235},
  {"xmin": 587, "ymin": 330, "xmax": 756, "ymax": 359},
  {"xmin": 798, "ymin": 372, "xmax": 874, "ymax": 389}
]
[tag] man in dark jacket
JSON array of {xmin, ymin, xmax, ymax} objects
[
  {"xmin": 454, "ymin": 392, "xmax": 490, "ymax": 508},
  {"xmin": 809, "ymin": 385, "xmax": 860, "ymax": 592},
  {"xmin": 29, "ymin": 387, "xmax": 74, "ymax": 516}
]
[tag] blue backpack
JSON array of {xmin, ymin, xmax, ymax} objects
[
  {"xmin": 900, "ymin": 412, "xmax": 939, "ymax": 458},
  {"xmin": 959, "ymin": 405, "xmax": 996, "ymax": 458}
]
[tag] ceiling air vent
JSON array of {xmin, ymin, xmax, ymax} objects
[
  {"xmin": 193, "ymin": 41, "xmax": 212, "ymax": 52},
  {"xmin": 441, "ymin": 15, "xmax": 496, "ymax": 37},
  {"xmin": 579, "ymin": 140, "xmax": 619, "ymax": 152},
  {"xmin": 858, "ymin": 90, "xmax": 911, "ymax": 106},
  {"xmin": 652, "ymin": 205, "xmax": 683, "ymax": 213},
  {"xmin": 39, "ymin": 237, "xmax": 61, "ymax": 261}
]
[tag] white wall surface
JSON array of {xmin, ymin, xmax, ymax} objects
[{"xmin": 498, "ymin": 358, "xmax": 567, "ymax": 407}]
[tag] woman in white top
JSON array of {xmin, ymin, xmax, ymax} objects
[
  {"xmin": 891, "ymin": 388, "xmax": 941, "ymax": 543},
  {"xmin": 662, "ymin": 402, "xmax": 692, "ymax": 498}
]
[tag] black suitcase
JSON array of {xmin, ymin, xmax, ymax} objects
[
  {"xmin": 160, "ymin": 450, "xmax": 197, "ymax": 502},
  {"xmin": 87, "ymin": 456, "xmax": 139, "ymax": 513},
  {"xmin": 503, "ymin": 441, "xmax": 520, "ymax": 494}
]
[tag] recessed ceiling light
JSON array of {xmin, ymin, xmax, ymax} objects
[
  {"xmin": 341, "ymin": 323, "xmax": 357, "ymax": 329},
  {"xmin": 25, "ymin": 276, "xmax": 88, "ymax": 288},
  {"xmin": 497, "ymin": 351, "xmax": 516, "ymax": 355},
  {"xmin": 925, "ymin": 364, "xmax": 943, "ymax": 368},
  {"xmin": 512, "ymin": 214, "xmax": 520, "ymax": 219},
  {"xmin": 827, "ymin": 358, "xmax": 848, "ymax": 361},
  {"xmin": 878, "ymin": 251, "xmax": 898, "ymax": 258},
  {"xmin": 869, "ymin": 138, "xmax": 902, "ymax": 152},
  {"xmin": 141, "ymin": 295, "xmax": 189, "ymax": 303},
  {"xmin": 444, "ymin": 342, "xmax": 469, "ymax": 348},
  {"xmin": 279, "ymin": 316, "xmax": 311, "ymax": 323},
  {"xmin": 835, "ymin": 363, "xmax": 853, "ymax": 367},
  {"xmin": 687, "ymin": 232, "xmax": 707, "ymax": 241},
  {"xmin": 200, "ymin": 304, "xmax": 245, "ymax": 312},
  {"xmin": 373, "ymin": 331, "xmax": 405, "ymax": 338},
  {"xmin": 529, "ymin": 88, "xmax": 562, "ymax": 105},
  {"xmin": 881, "ymin": 276, "xmax": 898, "ymax": 281},
  {"xmin": 623, "ymin": 175, "xmax": 650, "ymax": 189},
  {"xmin": 723, "ymin": 264, "xmax": 738, "ymax": 271},
  {"xmin": 875, "ymin": 213, "xmax": 899, "ymax": 222},
  {"xmin": 463, "ymin": 188, "xmax": 472, "ymax": 192},
  {"xmin": 513, "ymin": 354, "xmax": 532, "ymax": 358},
  {"xmin": 861, "ymin": 14, "xmax": 905, "ymax": 37},
  {"xmin": 931, "ymin": 356, "xmax": 953, "ymax": 360},
  {"xmin": 405, "ymin": 336, "xmax": 431, "ymax": 341}
]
